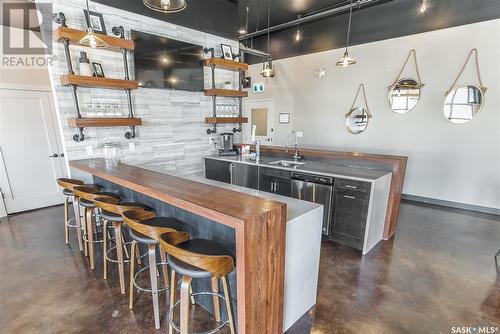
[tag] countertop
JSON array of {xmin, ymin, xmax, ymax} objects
[
  {"xmin": 180, "ymin": 173, "xmax": 322, "ymax": 222},
  {"xmin": 205, "ymin": 155, "xmax": 391, "ymax": 181}
]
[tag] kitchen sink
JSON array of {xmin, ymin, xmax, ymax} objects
[{"xmin": 269, "ymin": 160, "xmax": 306, "ymax": 167}]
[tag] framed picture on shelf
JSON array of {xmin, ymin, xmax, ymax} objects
[
  {"xmin": 92, "ymin": 62, "xmax": 105, "ymax": 77},
  {"xmin": 221, "ymin": 44, "xmax": 233, "ymax": 60},
  {"xmin": 83, "ymin": 9, "xmax": 106, "ymax": 34},
  {"xmin": 242, "ymin": 76, "xmax": 252, "ymax": 89}
]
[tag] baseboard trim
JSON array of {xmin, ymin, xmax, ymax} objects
[{"xmin": 402, "ymin": 194, "xmax": 500, "ymax": 216}]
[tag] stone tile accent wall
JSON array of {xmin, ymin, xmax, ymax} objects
[{"xmin": 48, "ymin": 0, "xmax": 241, "ymax": 175}]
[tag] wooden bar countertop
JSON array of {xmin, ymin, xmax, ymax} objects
[{"xmin": 70, "ymin": 158, "xmax": 288, "ymax": 334}]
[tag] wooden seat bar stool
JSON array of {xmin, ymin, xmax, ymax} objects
[
  {"xmin": 123, "ymin": 209, "xmax": 185, "ymax": 329},
  {"xmin": 56, "ymin": 178, "xmax": 85, "ymax": 250},
  {"xmin": 92, "ymin": 197, "xmax": 151, "ymax": 294},
  {"xmin": 72, "ymin": 185, "xmax": 121, "ymax": 269},
  {"xmin": 159, "ymin": 232, "xmax": 236, "ymax": 334}
]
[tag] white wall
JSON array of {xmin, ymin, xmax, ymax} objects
[{"xmin": 244, "ymin": 19, "xmax": 500, "ymax": 210}]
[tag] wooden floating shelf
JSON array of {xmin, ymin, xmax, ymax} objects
[
  {"xmin": 204, "ymin": 89, "xmax": 248, "ymax": 97},
  {"xmin": 203, "ymin": 58, "xmax": 248, "ymax": 71},
  {"xmin": 68, "ymin": 118, "xmax": 142, "ymax": 128},
  {"xmin": 60, "ymin": 75, "xmax": 139, "ymax": 90},
  {"xmin": 53, "ymin": 26, "xmax": 134, "ymax": 51},
  {"xmin": 205, "ymin": 117, "xmax": 248, "ymax": 124}
]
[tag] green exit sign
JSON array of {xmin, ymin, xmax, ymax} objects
[{"xmin": 252, "ymin": 82, "xmax": 264, "ymax": 93}]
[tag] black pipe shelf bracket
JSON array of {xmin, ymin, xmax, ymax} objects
[
  {"xmin": 52, "ymin": 15, "xmax": 138, "ymax": 142},
  {"xmin": 203, "ymin": 48, "xmax": 246, "ymax": 135}
]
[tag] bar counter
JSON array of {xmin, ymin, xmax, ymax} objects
[{"xmin": 69, "ymin": 158, "xmax": 289, "ymax": 334}]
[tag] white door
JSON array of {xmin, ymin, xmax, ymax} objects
[
  {"xmin": 0, "ymin": 89, "xmax": 66, "ymax": 214},
  {"xmin": 246, "ymin": 99, "xmax": 274, "ymax": 143}
]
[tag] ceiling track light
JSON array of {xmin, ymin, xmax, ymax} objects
[
  {"xmin": 78, "ymin": 0, "xmax": 108, "ymax": 48},
  {"xmin": 143, "ymin": 0, "xmax": 187, "ymax": 13},
  {"xmin": 336, "ymin": 0, "xmax": 356, "ymax": 67}
]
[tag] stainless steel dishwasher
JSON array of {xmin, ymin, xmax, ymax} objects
[{"xmin": 291, "ymin": 172, "xmax": 334, "ymax": 235}]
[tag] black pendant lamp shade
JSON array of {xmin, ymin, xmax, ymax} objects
[{"xmin": 143, "ymin": 0, "xmax": 187, "ymax": 13}]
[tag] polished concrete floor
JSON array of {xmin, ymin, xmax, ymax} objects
[{"xmin": 0, "ymin": 201, "xmax": 499, "ymax": 333}]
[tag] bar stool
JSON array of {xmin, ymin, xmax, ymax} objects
[
  {"xmin": 92, "ymin": 197, "xmax": 151, "ymax": 294},
  {"xmin": 56, "ymin": 178, "xmax": 84, "ymax": 250},
  {"xmin": 72, "ymin": 185, "xmax": 121, "ymax": 269},
  {"xmin": 159, "ymin": 232, "xmax": 236, "ymax": 334},
  {"xmin": 122, "ymin": 209, "xmax": 185, "ymax": 329}
]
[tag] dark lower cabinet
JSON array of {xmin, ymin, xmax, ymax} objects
[
  {"xmin": 330, "ymin": 187, "xmax": 370, "ymax": 250},
  {"xmin": 259, "ymin": 167, "xmax": 291, "ymax": 197},
  {"xmin": 205, "ymin": 159, "xmax": 374, "ymax": 252},
  {"xmin": 205, "ymin": 158, "xmax": 231, "ymax": 184}
]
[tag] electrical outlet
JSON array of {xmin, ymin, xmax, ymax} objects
[{"xmin": 129, "ymin": 142, "xmax": 135, "ymax": 152}]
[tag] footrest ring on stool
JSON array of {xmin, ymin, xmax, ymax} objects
[
  {"xmin": 168, "ymin": 291, "xmax": 229, "ymax": 334},
  {"xmin": 106, "ymin": 241, "xmax": 147, "ymax": 264},
  {"xmin": 65, "ymin": 216, "xmax": 80, "ymax": 229},
  {"xmin": 133, "ymin": 262, "xmax": 169, "ymax": 293}
]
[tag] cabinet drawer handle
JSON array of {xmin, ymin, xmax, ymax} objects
[
  {"xmin": 343, "ymin": 195, "xmax": 356, "ymax": 199},
  {"xmin": 345, "ymin": 185, "xmax": 357, "ymax": 189}
]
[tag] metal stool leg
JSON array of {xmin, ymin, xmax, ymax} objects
[
  {"xmin": 169, "ymin": 269, "xmax": 176, "ymax": 334},
  {"xmin": 114, "ymin": 221, "xmax": 126, "ymax": 294},
  {"xmin": 129, "ymin": 240, "xmax": 137, "ymax": 310},
  {"xmin": 180, "ymin": 275, "xmax": 193, "ymax": 334},
  {"xmin": 86, "ymin": 207, "xmax": 95, "ymax": 269},
  {"xmin": 103, "ymin": 219, "xmax": 109, "ymax": 280},
  {"xmin": 82, "ymin": 207, "xmax": 89, "ymax": 256},
  {"xmin": 73, "ymin": 197, "xmax": 84, "ymax": 252},
  {"xmin": 221, "ymin": 276, "xmax": 236, "ymax": 334},
  {"xmin": 148, "ymin": 244, "xmax": 161, "ymax": 329},
  {"xmin": 64, "ymin": 197, "xmax": 70, "ymax": 244}
]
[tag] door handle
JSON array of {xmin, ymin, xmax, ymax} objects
[
  {"xmin": 343, "ymin": 195, "xmax": 356, "ymax": 199},
  {"xmin": 48, "ymin": 154, "xmax": 59, "ymax": 158},
  {"xmin": 60, "ymin": 153, "xmax": 65, "ymax": 158}
]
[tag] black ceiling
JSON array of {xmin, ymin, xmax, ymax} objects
[
  {"xmin": 241, "ymin": 0, "xmax": 500, "ymax": 63},
  {"xmin": 237, "ymin": 0, "xmax": 349, "ymax": 32},
  {"xmin": 92, "ymin": 0, "xmax": 239, "ymax": 39},
  {"xmin": 93, "ymin": 0, "xmax": 500, "ymax": 64}
]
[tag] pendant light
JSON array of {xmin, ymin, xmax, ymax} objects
[
  {"xmin": 143, "ymin": 0, "xmax": 187, "ymax": 13},
  {"xmin": 260, "ymin": 0, "xmax": 275, "ymax": 77},
  {"xmin": 336, "ymin": 0, "xmax": 356, "ymax": 67},
  {"xmin": 295, "ymin": 15, "xmax": 302, "ymax": 42},
  {"xmin": 78, "ymin": 0, "xmax": 108, "ymax": 48}
]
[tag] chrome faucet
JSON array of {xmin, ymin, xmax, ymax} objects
[
  {"xmin": 286, "ymin": 130, "xmax": 302, "ymax": 162},
  {"xmin": 252, "ymin": 124, "xmax": 261, "ymax": 163}
]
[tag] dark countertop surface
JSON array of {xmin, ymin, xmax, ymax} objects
[{"xmin": 205, "ymin": 155, "xmax": 391, "ymax": 181}]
